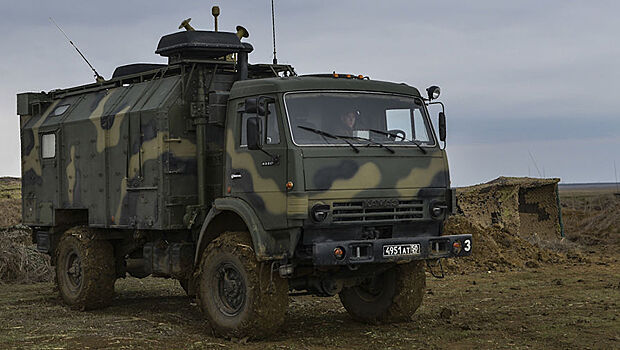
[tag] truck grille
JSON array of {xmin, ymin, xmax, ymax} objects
[{"xmin": 332, "ymin": 199, "xmax": 424, "ymax": 223}]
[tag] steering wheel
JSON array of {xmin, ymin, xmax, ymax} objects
[{"xmin": 387, "ymin": 129, "xmax": 406, "ymax": 141}]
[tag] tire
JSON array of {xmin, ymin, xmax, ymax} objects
[
  {"xmin": 197, "ymin": 231, "xmax": 288, "ymax": 339},
  {"xmin": 339, "ymin": 261, "xmax": 426, "ymax": 323},
  {"xmin": 55, "ymin": 226, "xmax": 116, "ymax": 310}
]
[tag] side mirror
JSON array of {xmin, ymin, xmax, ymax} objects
[
  {"xmin": 246, "ymin": 116, "xmax": 262, "ymax": 150},
  {"xmin": 244, "ymin": 97, "xmax": 266, "ymax": 115},
  {"xmin": 438, "ymin": 112, "xmax": 446, "ymax": 142}
]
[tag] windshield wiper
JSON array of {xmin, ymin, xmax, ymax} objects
[
  {"xmin": 337, "ymin": 135, "xmax": 395, "ymax": 154},
  {"xmin": 297, "ymin": 126, "xmax": 359, "ymax": 153},
  {"xmin": 368, "ymin": 129, "xmax": 427, "ymax": 154}
]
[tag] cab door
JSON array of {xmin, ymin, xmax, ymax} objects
[{"xmin": 225, "ymin": 96, "xmax": 288, "ymax": 229}]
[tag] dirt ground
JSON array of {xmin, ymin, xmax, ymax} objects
[
  {"xmin": 0, "ymin": 180, "xmax": 618, "ymax": 349},
  {"xmin": 0, "ymin": 259, "xmax": 618, "ymax": 350}
]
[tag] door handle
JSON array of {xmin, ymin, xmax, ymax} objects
[{"xmin": 230, "ymin": 173, "xmax": 242, "ymax": 180}]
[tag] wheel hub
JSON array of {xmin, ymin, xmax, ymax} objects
[
  {"xmin": 215, "ymin": 262, "xmax": 246, "ymax": 316},
  {"xmin": 65, "ymin": 250, "xmax": 82, "ymax": 290},
  {"xmin": 354, "ymin": 273, "xmax": 387, "ymax": 302}
]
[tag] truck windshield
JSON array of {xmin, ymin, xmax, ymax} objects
[{"xmin": 285, "ymin": 92, "xmax": 435, "ymax": 146}]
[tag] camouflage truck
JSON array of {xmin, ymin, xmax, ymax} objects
[{"xmin": 17, "ymin": 14, "xmax": 472, "ymax": 338}]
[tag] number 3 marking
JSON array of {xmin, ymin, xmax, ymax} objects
[{"xmin": 463, "ymin": 239, "xmax": 471, "ymax": 252}]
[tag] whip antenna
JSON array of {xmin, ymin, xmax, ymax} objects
[
  {"xmin": 528, "ymin": 150, "xmax": 542, "ymax": 177},
  {"xmin": 49, "ymin": 17, "xmax": 105, "ymax": 83},
  {"xmin": 271, "ymin": 0, "xmax": 278, "ymax": 64}
]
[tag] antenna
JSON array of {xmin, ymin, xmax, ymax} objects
[
  {"xmin": 528, "ymin": 150, "xmax": 542, "ymax": 177},
  {"xmin": 271, "ymin": 0, "xmax": 278, "ymax": 64},
  {"xmin": 49, "ymin": 17, "xmax": 105, "ymax": 83}
]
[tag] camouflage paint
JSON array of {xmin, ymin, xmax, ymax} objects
[
  {"xmin": 19, "ymin": 72, "xmax": 202, "ymax": 229},
  {"xmin": 19, "ymin": 62, "xmax": 453, "ymax": 259},
  {"xmin": 21, "ymin": 100, "xmax": 60, "ymax": 179}
]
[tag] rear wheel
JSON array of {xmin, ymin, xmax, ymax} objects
[
  {"xmin": 55, "ymin": 226, "xmax": 116, "ymax": 310},
  {"xmin": 339, "ymin": 261, "xmax": 426, "ymax": 323},
  {"xmin": 197, "ymin": 231, "xmax": 288, "ymax": 339}
]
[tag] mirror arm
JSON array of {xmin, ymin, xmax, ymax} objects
[
  {"xmin": 257, "ymin": 95, "xmax": 276, "ymax": 116},
  {"xmin": 427, "ymin": 101, "xmax": 445, "ymax": 114}
]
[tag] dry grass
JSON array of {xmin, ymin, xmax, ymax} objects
[
  {"xmin": 0, "ymin": 227, "xmax": 53, "ymax": 284},
  {"xmin": 0, "ymin": 177, "xmax": 21, "ymax": 227},
  {"xmin": 560, "ymin": 192, "xmax": 620, "ymax": 248},
  {"xmin": 0, "ymin": 178, "xmax": 53, "ymax": 284},
  {"xmin": 525, "ymin": 233, "xmax": 582, "ymax": 257}
]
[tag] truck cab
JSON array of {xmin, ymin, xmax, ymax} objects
[
  {"xmin": 225, "ymin": 76, "xmax": 469, "ymax": 260},
  {"xmin": 221, "ymin": 76, "xmax": 471, "ymax": 293}
]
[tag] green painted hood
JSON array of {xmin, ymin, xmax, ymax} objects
[{"xmin": 301, "ymin": 148, "xmax": 448, "ymax": 192}]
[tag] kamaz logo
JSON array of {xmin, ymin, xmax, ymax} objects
[{"xmin": 363, "ymin": 199, "xmax": 399, "ymax": 208}]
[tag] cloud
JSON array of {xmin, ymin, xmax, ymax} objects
[{"xmin": 1, "ymin": 1, "xmax": 618, "ymax": 184}]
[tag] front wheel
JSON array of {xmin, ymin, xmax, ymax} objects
[
  {"xmin": 197, "ymin": 231, "xmax": 288, "ymax": 339},
  {"xmin": 339, "ymin": 261, "xmax": 426, "ymax": 323}
]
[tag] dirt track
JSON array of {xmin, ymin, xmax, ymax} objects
[{"xmin": 1, "ymin": 258, "xmax": 618, "ymax": 350}]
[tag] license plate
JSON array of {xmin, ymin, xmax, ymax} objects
[{"xmin": 383, "ymin": 244, "xmax": 420, "ymax": 257}]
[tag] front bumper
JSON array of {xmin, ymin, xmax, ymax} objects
[{"xmin": 312, "ymin": 234, "xmax": 472, "ymax": 266}]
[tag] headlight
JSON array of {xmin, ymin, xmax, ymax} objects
[
  {"xmin": 311, "ymin": 204, "xmax": 330, "ymax": 222},
  {"xmin": 426, "ymin": 86, "xmax": 441, "ymax": 100},
  {"xmin": 430, "ymin": 201, "xmax": 447, "ymax": 219}
]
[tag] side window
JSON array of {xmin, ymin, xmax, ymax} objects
[
  {"xmin": 240, "ymin": 100, "xmax": 281, "ymax": 146},
  {"xmin": 265, "ymin": 102, "xmax": 280, "ymax": 144},
  {"xmin": 385, "ymin": 109, "xmax": 413, "ymax": 139},
  {"xmin": 41, "ymin": 133, "xmax": 56, "ymax": 159},
  {"xmin": 412, "ymin": 109, "xmax": 430, "ymax": 142}
]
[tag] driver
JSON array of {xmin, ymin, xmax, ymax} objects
[{"xmin": 334, "ymin": 110, "xmax": 358, "ymax": 136}]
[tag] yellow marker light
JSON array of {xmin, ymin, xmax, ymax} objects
[
  {"xmin": 346, "ymin": 74, "xmax": 352, "ymax": 78},
  {"xmin": 358, "ymin": 75, "xmax": 364, "ymax": 79},
  {"xmin": 286, "ymin": 181, "xmax": 294, "ymax": 190},
  {"xmin": 333, "ymin": 73, "xmax": 339, "ymax": 78}
]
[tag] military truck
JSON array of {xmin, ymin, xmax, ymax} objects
[{"xmin": 17, "ymin": 12, "xmax": 472, "ymax": 338}]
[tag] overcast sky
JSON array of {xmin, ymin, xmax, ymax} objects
[{"xmin": 1, "ymin": 1, "xmax": 618, "ymax": 186}]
